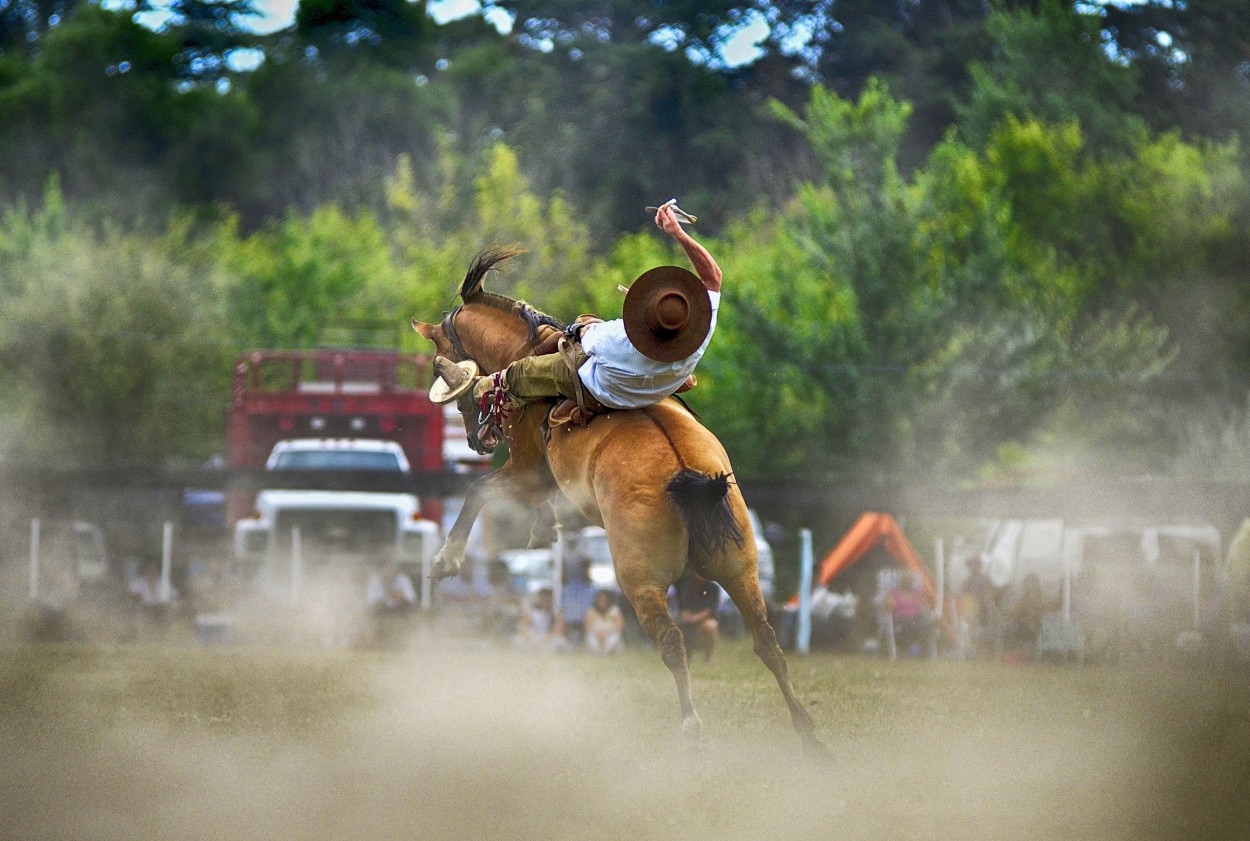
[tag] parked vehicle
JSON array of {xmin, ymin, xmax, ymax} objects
[
  {"xmin": 498, "ymin": 547, "xmax": 556, "ymax": 593},
  {"xmin": 226, "ymin": 348, "xmax": 445, "ymax": 526},
  {"xmin": 233, "ymin": 438, "xmax": 438, "ymax": 578},
  {"xmin": 566, "ymin": 508, "xmax": 777, "ymax": 602}
]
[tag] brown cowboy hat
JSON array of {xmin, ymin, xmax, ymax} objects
[{"xmin": 622, "ymin": 266, "xmax": 712, "ymax": 363}]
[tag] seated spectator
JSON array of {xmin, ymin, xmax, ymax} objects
[
  {"xmin": 482, "ymin": 559, "xmax": 521, "ymax": 636},
  {"xmin": 24, "ymin": 551, "xmax": 80, "ymax": 643},
  {"xmin": 884, "ymin": 570, "xmax": 935, "ymax": 656},
  {"xmin": 674, "ymin": 567, "xmax": 720, "ymax": 663},
  {"xmin": 439, "ymin": 562, "xmax": 479, "ymax": 604},
  {"xmin": 584, "ymin": 589, "xmax": 625, "ymax": 655},
  {"xmin": 1005, "ymin": 573, "xmax": 1053, "ymax": 655},
  {"xmin": 128, "ymin": 558, "xmax": 177, "ymax": 609},
  {"xmin": 514, "ymin": 587, "xmax": 568, "ymax": 652},
  {"xmin": 366, "ymin": 563, "xmax": 417, "ymax": 613},
  {"xmin": 561, "ymin": 561, "xmax": 596, "ymax": 646}
]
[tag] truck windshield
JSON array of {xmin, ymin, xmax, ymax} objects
[{"xmin": 272, "ymin": 451, "xmax": 404, "ymax": 471}]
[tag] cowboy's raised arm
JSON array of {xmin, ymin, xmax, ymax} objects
[{"xmin": 655, "ymin": 205, "xmax": 722, "ymax": 293}]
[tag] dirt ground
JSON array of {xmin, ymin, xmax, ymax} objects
[{"xmin": 1, "ymin": 635, "xmax": 1247, "ymax": 841}]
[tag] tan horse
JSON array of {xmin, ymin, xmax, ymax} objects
[{"xmin": 412, "ymin": 249, "xmax": 823, "ymax": 752}]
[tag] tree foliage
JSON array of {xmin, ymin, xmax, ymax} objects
[
  {"xmin": 0, "ymin": 180, "xmax": 234, "ymax": 465},
  {"xmin": 1, "ymin": 0, "xmax": 1250, "ymax": 483}
]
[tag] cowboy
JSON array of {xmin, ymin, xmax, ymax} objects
[{"xmin": 430, "ymin": 203, "xmax": 722, "ymax": 421}]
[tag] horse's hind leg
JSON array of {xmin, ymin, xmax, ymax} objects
[
  {"xmin": 720, "ymin": 575, "xmax": 826, "ymax": 754},
  {"xmin": 625, "ymin": 584, "xmax": 703, "ymax": 739}
]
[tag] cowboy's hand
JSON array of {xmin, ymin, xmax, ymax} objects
[{"xmin": 655, "ymin": 204, "xmax": 684, "ymax": 238}]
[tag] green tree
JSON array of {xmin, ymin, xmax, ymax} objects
[
  {"xmin": 0, "ymin": 0, "xmax": 88, "ymax": 57},
  {"xmin": 957, "ymin": 2, "xmax": 1144, "ymax": 153},
  {"xmin": 790, "ymin": 0, "xmax": 993, "ymax": 163},
  {"xmin": 0, "ymin": 181, "xmax": 235, "ymax": 466},
  {"xmin": 1105, "ymin": 0, "xmax": 1250, "ymax": 141},
  {"xmin": 489, "ymin": 0, "xmax": 765, "ymax": 54},
  {"xmin": 720, "ymin": 82, "xmax": 1193, "ymax": 479},
  {"xmin": 296, "ymin": 0, "xmax": 434, "ymax": 71},
  {"xmin": 239, "ymin": 35, "xmax": 448, "ymax": 222},
  {"xmin": 382, "ymin": 141, "xmax": 598, "ymax": 327},
  {"xmin": 156, "ymin": 0, "xmax": 261, "ymax": 85},
  {"xmin": 697, "ymin": 212, "xmax": 866, "ymax": 478},
  {"xmin": 221, "ymin": 203, "xmax": 399, "ymax": 349},
  {"xmin": 0, "ymin": 4, "xmax": 182, "ymax": 221}
]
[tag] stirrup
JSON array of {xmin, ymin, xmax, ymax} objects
[{"xmin": 477, "ymin": 371, "xmax": 514, "ymax": 432}]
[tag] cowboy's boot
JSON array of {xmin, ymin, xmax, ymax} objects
[
  {"xmin": 430, "ymin": 356, "xmax": 482, "ymax": 405},
  {"xmin": 434, "ymin": 356, "xmax": 474, "ymax": 393}
]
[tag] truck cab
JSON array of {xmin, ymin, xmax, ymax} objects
[{"xmin": 234, "ymin": 438, "xmax": 438, "ymax": 577}]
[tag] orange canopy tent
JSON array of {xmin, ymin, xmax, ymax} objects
[{"xmin": 790, "ymin": 512, "xmax": 939, "ymax": 609}]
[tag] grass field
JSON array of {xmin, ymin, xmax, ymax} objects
[{"xmin": 2, "ymin": 633, "xmax": 1247, "ymax": 841}]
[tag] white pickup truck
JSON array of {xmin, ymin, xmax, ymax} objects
[{"xmin": 233, "ymin": 439, "xmax": 438, "ymax": 576}]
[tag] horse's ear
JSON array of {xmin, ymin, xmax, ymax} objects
[
  {"xmin": 412, "ymin": 319, "xmax": 455, "ymax": 358},
  {"xmin": 411, "ymin": 319, "xmax": 437, "ymax": 340}
]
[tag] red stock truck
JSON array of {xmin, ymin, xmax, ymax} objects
[{"xmin": 226, "ymin": 349, "xmax": 445, "ymax": 574}]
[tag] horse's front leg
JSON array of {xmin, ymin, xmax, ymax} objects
[
  {"xmin": 526, "ymin": 497, "xmax": 560, "ymax": 549},
  {"xmin": 430, "ymin": 470, "xmax": 511, "ymax": 579}
]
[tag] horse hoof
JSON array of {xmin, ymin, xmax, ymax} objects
[
  {"xmin": 802, "ymin": 737, "xmax": 834, "ymax": 765},
  {"xmin": 680, "ymin": 713, "xmax": 704, "ymax": 740},
  {"xmin": 428, "ymin": 556, "xmax": 460, "ymax": 580}
]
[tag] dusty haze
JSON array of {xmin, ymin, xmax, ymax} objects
[{"xmin": 2, "ymin": 636, "xmax": 1246, "ymax": 841}]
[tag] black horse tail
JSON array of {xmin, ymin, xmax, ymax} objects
[{"xmin": 666, "ymin": 470, "xmax": 746, "ymax": 558}]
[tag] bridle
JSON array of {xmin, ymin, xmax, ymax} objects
[{"xmin": 440, "ymin": 305, "xmax": 474, "ymax": 366}]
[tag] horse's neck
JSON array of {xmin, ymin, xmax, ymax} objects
[{"xmin": 463, "ymin": 309, "xmax": 532, "ymax": 372}]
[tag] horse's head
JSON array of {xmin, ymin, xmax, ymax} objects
[{"xmin": 411, "ymin": 247, "xmax": 565, "ymax": 455}]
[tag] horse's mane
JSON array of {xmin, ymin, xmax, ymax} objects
[{"xmin": 459, "ymin": 247, "xmax": 566, "ymax": 341}]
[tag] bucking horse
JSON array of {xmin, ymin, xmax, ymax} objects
[{"xmin": 412, "ymin": 247, "xmax": 824, "ymax": 753}]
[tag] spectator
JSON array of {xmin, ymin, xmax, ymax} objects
[
  {"xmin": 366, "ymin": 563, "xmax": 417, "ymax": 613},
  {"xmin": 128, "ymin": 558, "xmax": 177, "ymax": 609},
  {"xmin": 959, "ymin": 553, "xmax": 999, "ymax": 653},
  {"xmin": 561, "ymin": 561, "xmax": 596, "ymax": 646},
  {"xmin": 1004, "ymin": 573, "xmax": 1052, "ymax": 656},
  {"xmin": 24, "ymin": 550, "xmax": 80, "ymax": 643},
  {"xmin": 482, "ymin": 559, "xmax": 521, "ymax": 636},
  {"xmin": 439, "ymin": 562, "xmax": 479, "ymax": 604},
  {"xmin": 674, "ymin": 567, "xmax": 720, "ymax": 663},
  {"xmin": 584, "ymin": 589, "xmax": 625, "ymax": 655},
  {"xmin": 884, "ymin": 570, "xmax": 935, "ymax": 656},
  {"xmin": 514, "ymin": 587, "xmax": 567, "ymax": 651}
]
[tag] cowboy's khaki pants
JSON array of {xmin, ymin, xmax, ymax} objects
[{"xmin": 504, "ymin": 352, "xmax": 580, "ymax": 402}]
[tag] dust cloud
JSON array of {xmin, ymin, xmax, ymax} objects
[{"xmin": 2, "ymin": 636, "xmax": 1246, "ymax": 841}]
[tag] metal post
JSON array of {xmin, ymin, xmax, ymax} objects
[
  {"xmin": 1062, "ymin": 550, "xmax": 1072, "ymax": 623},
  {"xmin": 552, "ymin": 525, "xmax": 565, "ymax": 621},
  {"xmin": 1192, "ymin": 549, "xmax": 1202, "ymax": 631},
  {"xmin": 797, "ymin": 528, "xmax": 813, "ymax": 656},
  {"xmin": 419, "ymin": 539, "xmax": 432, "ymax": 612},
  {"xmin": 28, "ymin": 518, "xmax": 41, "ymax": 603},
  {"xmin": 160, "ymin": 522, "xmax": 174, "ymax": 604},
  {"xmin": 290, "ymin": 526, "xmax": 303, "ymax": 606}
]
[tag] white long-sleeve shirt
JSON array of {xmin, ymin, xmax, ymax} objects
[{"xmin": 577, "ymin": 290, "xmax": 720, "ymax": 409}]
